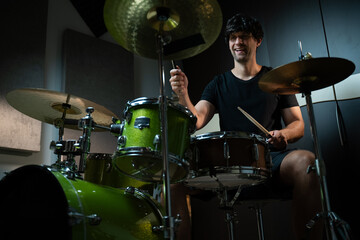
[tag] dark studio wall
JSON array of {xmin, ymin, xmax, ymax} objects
[
  {"xmin": 183, "ymin": 0, "xmax": 360, "ymax": 239},
  {"xmin": 0, "ymin": 0, "xmax": 48, "ymax": 152},
  {"xmin": 184, "ymin": 0, "xmax": 360, "ymax": 102}
]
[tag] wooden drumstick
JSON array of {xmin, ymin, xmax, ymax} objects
[{"xmin": 237, "ymin": 106, "xmax": 272, "ymax": 138}]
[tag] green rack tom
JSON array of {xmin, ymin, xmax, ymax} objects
[{"xmin": 113, "ymin": 97, "xmax": 196, "ymax": 183}]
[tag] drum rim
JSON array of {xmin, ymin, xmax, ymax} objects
[
  {"xmin": 192, "ymin": 131, "xmax": 267, "ymax": 143},
  {"xmin": 185, "ymin": 166, "xmax": 270, "ymax": 190},
  {"xmin": 187, "ymin": 166, "xmax": 271, "ymax": 179},
  {"xmin": 125, "ymin": 97, "xmax": 197, "ymax": 132},
  {"xmin": 113, "ymin": 147, "xmax": 189, "ymax": 183},
  {"xmin": 114, "ymin": 147, "xmax": 190, "ymax": 167}
]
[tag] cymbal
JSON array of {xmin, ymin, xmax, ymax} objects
[
  {"xmin": 103, "ymin": 0, "xmax": 222, "ymax": 60},
  {"xmin": 6, "ymin": 88, "xmax": 119, "ymax": 131},
  {"xmin": 258, "ymin": 57, "xmax": 355, "ymax": 95}
]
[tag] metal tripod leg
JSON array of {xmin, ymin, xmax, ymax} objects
[
  {"xmin": 255, "ymin": 207, "xmax": 265, "ymax": 240},
  {"xmin": 305, "ymin": 92, "xmax": 352, "ymax": 239}
]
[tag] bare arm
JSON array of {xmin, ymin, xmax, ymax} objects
[
  {"xmin": 169, "ymin": 67, "xmax": 215, "ymax": 130},
  {"xmin": 268, "ymin": 106, "xmax": 304, "ymax": 149}
]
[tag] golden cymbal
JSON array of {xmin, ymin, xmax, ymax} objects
[
  {"xmin": 103, "ymin": 0, "xmax": 222, "ymax": 60},
  {"xmin": 259, "ymin": 57, "xmax": 355, "ymax": 95},
  {"xmin": 6, "ymin": 88, "xmax": 119, "ymax": 131}
]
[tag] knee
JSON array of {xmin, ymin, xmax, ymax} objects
[
  {"xmin": 280, "ymin": 150, "xmax": 316, "ymax": 184},
  {"xmin": 294, "ymin": 150, "xmax": 316, "ymax": 167}
]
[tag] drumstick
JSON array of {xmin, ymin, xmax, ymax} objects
[{"xmin": 237, "ymin": 106, "xmax": 272, "ymax": 138}]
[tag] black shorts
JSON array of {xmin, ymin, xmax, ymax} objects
[
  {"xmin": 270, "ymin": 148, "xmax": 297, "ymax": 173},
  {"xmin": 266, "ymin": 148, "xmax": 297, "ymax": 197}
]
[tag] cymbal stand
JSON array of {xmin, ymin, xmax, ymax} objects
[
  {"xmin": 304, "ymin": 91, "xmax": 351, "ymax": 239},
  {"xmin": 77, "ymin": 107, "xmax": 95, "ymax": 173},
  {"xmin": 51, "ymin": 101, "xmax": 79, "ymax": 172},
  {"xmin": 156, "ymin": 33, "xmax": 175, "ymax": 240}
]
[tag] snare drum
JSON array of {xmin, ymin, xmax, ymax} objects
[
  {"xmin": 113, "ymin": 97, "xmax": 196, "ymax": 183},
  {"xmin": 186, "ymin": 131, "xmax": 271, "ymax": 190},
  {"xmin": 0, "ymin": 165, "xmax": 164, "ymax": 240},
  {"xmin": 84, "ymin": 153, "xmax": 154, "ymax": 193}
]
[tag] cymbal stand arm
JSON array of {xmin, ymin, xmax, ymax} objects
[
  {"xmin": 156, "ymin": 34, "xmax": 174, "ymax": 240},
  {"xmin": 305, "ymin": 92, "xmax": 336, "ymax": 239}
]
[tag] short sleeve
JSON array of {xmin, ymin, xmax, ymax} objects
[
  {"xmin": 279, "ymin": 94, "xmax": 299, "ymax": 109},
  {"xmin": 200, "ymin": 76, "xmax": 219, "ymax": 109}
]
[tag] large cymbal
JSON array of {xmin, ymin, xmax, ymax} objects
[
  {"xmin": 103, "ymin": 0, "xmax": 222, "ymax": 60},
  {"xmin": 259, "ymin": 57, "xmax": 355, "ymax": 95},
  {"xmin": 6, "ymin": 88, "xmax": 119, "ymax": 130}
]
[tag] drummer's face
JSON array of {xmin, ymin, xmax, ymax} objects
[{"xmin": 228, "ymin": 31, "xmax": 261, "ymax": 63}]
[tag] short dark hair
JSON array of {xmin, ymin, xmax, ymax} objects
[{"xmin": 224, "ymin": 13, "xmax": 264, "ymax": 43}]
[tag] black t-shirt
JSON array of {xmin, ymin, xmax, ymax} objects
[{"xmin": 200, "ymin": 66, "xmax": 299, "ymax": 137}]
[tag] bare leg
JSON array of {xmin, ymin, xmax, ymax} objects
[{"xmin": 279, "ymin": 150, "xmax": 323, "ymax": 239}]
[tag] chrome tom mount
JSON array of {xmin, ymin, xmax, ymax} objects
[{"xmin": 50, "ymin": 106, "xmax": 98, "ymax": 176}]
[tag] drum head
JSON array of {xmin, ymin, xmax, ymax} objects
[
  {"xmin": 185, "ymin": 166, "xmax": 269, "ymax": 190},
  {"xmin": 0, "ymin": 165, "xmax": 71, "ymax": 239}
]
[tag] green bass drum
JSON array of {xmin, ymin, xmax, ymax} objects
[{"xmin": 0, "ymin": 165, "xmax": 164, "ymax": 240}]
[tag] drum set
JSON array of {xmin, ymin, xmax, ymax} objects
[
  {"xmin": 0, "ymin": 0, "xmax": 356, "ymax": 239},
  {"xmin": 1, "ymin": 88, "xmax": 275, "ymax": 239}
]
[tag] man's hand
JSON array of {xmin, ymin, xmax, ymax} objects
[{"xmin": 267, "ymin": 130, "xmax": 288, "ymax": 150}]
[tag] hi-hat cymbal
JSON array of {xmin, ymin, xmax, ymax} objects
[
  {"xmin": 103, "ymin": 0, "xmax": 222, "ymax": 60},
  {"xmin": 6, "ymin": 88, "xmax": 119, "ymax": 131},
  {"xmin": 259, "ymin": 57, "xmax": 355, "ymax": 95}
]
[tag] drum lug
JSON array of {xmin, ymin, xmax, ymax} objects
[
  {"xmin": 153, "ymin": 134, "xmax": 160, "ymax": 151},
  {"xmin": 152, "ymin": 214, "xmax": 182, "ymax": 233},
  {"xmin": 152, "ymin": 225, "xmax": 164, "ymax": 232},
  {"xmin": 252, "ymin": 143, "xmax": 259, "ymax": 161},
  {"xmin": 117, "ymin": 135, "xmax": 127, "ymax": 148},
  {"xmin": 223, "ymin": 141, "xmax": 230, "ymax": 161},
  {"xmin": 125, "ymin": 186, "xmax": 136, "ymax": 195},
  {"xmin": 124, "ymin": 109, "xmax": 132, "ymax": 123},
  {"xmin": 68, "ymin": 210, "xmax": 102, "ymax": 226}
]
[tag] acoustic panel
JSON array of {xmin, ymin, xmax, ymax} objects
[
  {"xmin": 63, "ymin": 29, "xmax": 134, "ymax": 119},
  {"xmin": 0, "ymin": 0, "xmax": 47, "ymax": 152}
]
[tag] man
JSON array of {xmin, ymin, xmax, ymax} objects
[{"xmin": 169, "ymin": 13, "xmax": 322, "ymax": 239}]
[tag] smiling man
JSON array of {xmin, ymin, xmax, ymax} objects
[{"xmin": 169, "ymin": 13, "xmax": 323, "ymax": 239}]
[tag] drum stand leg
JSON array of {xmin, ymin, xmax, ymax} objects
[
  {"xmin": 156, "ymin": 34, "xmax": 176, "ymax": 240},
  {"xmin": 254, "ymin": 206, "xmax": 265, "ymax": 240},
  {"xmin": 304, "ymin": 92, "xmax": 352, "ymax": 239},
  {"xmin": 220, "ymin": 187, "xmax": 267, "ymax": 240},
  {"xmin": 225, "ymin": 211, "xmax": 235, "ymax": 240},
  {"xmin": 219, "ymin": 187, "xmax": 242, "ymax": 240},
  {"xmin": 220, "ymin": 188, "xmax": 236, "ymax": 240}
]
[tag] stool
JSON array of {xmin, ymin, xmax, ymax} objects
[{"xmin": 222, "ymin": 183, "xmax": 293, "ymax": 240}]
